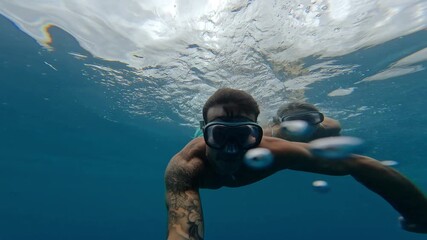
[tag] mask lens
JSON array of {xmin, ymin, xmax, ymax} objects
[
  {"xmin": 234, "ymin": 125, "xmax": 262, "ymax": 148},
  {"xmin": 281, "ymin": 112, "xmax": 324, "ymax": 125},
  {"xmin": 203, "ymin": 122, "xmax": 263, "ymax": 150},
  {"xmin": 205, "ymin": 125, "xmax": 228, "ymax": 149}
]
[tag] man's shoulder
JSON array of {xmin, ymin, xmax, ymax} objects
[
  {"xmin": 166, "ymin": 138, "xmax": 207, "ymax": 174},
  {"xmin": 165, "ymin": 138, "xmax": 209, "ymax": 190},
  {"xmin": 322, "ymin": 117, "xmax": 341, "ymax": 131},
  {"xmin": 180, "ymin": 138, "xmax": 206, "ymax": 160}
]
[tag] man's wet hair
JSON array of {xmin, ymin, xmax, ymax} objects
[
  {"xmin": 203, "ymin": 88, "xmax": 260, "ymax": 123},
  {"xmin": 275, "ymin": 102, "xmax": 319, "ymax": 123}
]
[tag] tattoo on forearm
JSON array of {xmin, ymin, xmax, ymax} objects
[
  {"xmin": 167, "ymin": 191, "xmax": 204, "ymax": 240},
  {"xmin": 165, "ymin": 149, "xmax": 205, "ymax": 239}
]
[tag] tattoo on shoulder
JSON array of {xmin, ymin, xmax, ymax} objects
[
  {"xmin": 165, "ymin": 152, "xmax": 204, "ymax": 193},
  {"xmin": 165, "ymin": 164, "xmax": 195, "ymax": 192}
]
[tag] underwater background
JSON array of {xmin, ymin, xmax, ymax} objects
[{"xmin": 0, "ymin": 1, "xmax": 426, "ymax": 239}]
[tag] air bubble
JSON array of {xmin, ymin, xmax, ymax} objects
[
  {"xmin": 380, "ymin": 160, "xmax": 399, "ymax": 167},
  {"xmin": 244, "ymin": 148, "xmax": 274, "ymax": 170},
  {"xmin": 309, "ymin": 136, "xmax": 365, "ymax": 159},
  {"xmin": 312, "ymin": 180, "xmax": 330, "ymax": 193},
  {"xmin": 281, "ymin": 120, "xmax": 315, "ymax": 138}
]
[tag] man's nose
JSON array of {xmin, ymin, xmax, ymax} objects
[{"xmin": 224, "ymin": 143, "xmax": 239, "ymax": 154}]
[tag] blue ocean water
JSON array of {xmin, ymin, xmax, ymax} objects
[{"xmin": 1, "ymin": 5, "xmax": 427, "ymax": 240}]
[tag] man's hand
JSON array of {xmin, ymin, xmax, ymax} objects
[{"xmin": 399, "ymin": 216, "xmax": 427, "ymax": 233}]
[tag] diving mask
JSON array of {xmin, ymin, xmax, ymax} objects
[
  {"xmin": 281, "ymin": 111, "xmax": 324, "ymax": 125},
  {"xmin": 202, "ymin": 120, "xmax": 263, "ymax": 150}
]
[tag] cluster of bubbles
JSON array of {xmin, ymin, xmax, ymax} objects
[
  {"xmin": 243, "ymin": 122, "xmax": 398, "ymax": 193},
  {"xmin": 244, "ymin": 135, "xmax": 365, "ymax": 167}
]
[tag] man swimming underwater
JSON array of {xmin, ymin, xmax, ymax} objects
[
  {"xmin": 165, "ymin": 88, "xmax": 427, "ymax": 239},
  {"xmin": 263, "ymin": 101, "xmax": 341, "ymax": 142},
  {"xmin": 195, "ymin": 101, "xmax": 341, "ymax": 142}
]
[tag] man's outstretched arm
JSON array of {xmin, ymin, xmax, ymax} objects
[
  {"xmin": 165, "ymin": 189, "xmax": 204, "ymax": 240},
  {"xmin": 264, "ymin": 137, "xmax": 427, "ymax": 233},
  {"xmin": 348, "ymin": 156, "xmax": 427, "ymax": 233},
  {"xmin": 165, "ymin": 152, "xmax": 205, "ymax": 240}
]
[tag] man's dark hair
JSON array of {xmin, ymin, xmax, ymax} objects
[
  {"xmin": 276, "ymin": 102, "xmax": 319, "ymax": 119},
  {"xmin": 203, "ymin": 88, "xmax": 260, "ymax": 122}
]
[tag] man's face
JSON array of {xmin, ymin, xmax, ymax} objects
[{"xmin": 204, "ymin": 104, "xmax": 257, "ymax": 175}]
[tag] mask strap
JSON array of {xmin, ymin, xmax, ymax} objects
[{"xmin": 199, "ymin": 120, "xmax": 206, "ymax": 129}]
